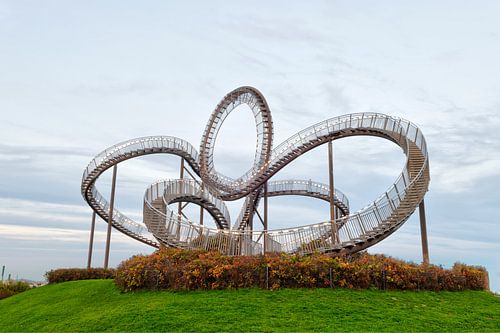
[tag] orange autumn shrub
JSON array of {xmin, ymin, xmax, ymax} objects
[
  {"xmin": 0, "ymin": 280, "xmax": 30, "ymax": 300},
  {"xmin": 46, "ymin": 268, "xmax": 115, "ymax": 284},
  {"xmin": 114, "ymin": 249, "xmax": 489, "ymax": 292}
]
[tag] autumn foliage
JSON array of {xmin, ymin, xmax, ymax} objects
[
  {"xmin": 0, "ymin": 281, "xmax": 31, "ymax": 300},
  {"xmin": 114, "ymin": 249, "xmax": 489, "ymax": 292},
  {"xmin": 46, "ymin": 268, "xmax": 116, "ymax": 284}
]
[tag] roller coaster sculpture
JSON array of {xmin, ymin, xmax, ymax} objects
[{"xmin": 81, "ymin": 87, "xmax": 430, "ymax": 259}]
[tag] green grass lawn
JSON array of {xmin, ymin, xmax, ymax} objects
[{"xmin": 0, "ymin": 280, "xmax": 498, "ymax": 332}]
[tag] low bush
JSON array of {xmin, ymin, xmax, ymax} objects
[
  {"xmin": 46, "ymin": 268, "xmax": 115, "ymax": 284},
  {"xmin": 114, "ymin": 249, "xmax": 489, "ymax": 292},
  {"xmin": 0, "ymin": 281, "xmax": 31, "ymax": 300}
]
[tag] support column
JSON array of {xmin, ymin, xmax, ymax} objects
[
  {"xmin": 246, "ymin": 195, "xmax": 255, "ymax": 256},
  {"xmin": 263, "ymin": 182, "xmax": 268, "ymax": 253},
  {"xmin": 104, "ymin": 164, "xmax": 117, "ymax": 269},
  {"xmin": 328, "ymin": 141, "xmax": 339, "ymax": 243},
  {"xmin": 248, "ymin": 196, "xmax": 254, "ymax": 231},
  {"xmin": 176, "ymin": 158, "xmax": 185, "ymax": 240},
  {"xmin": 87, "ymin": 211, "xmax": 96, "ymax": 269},
  {"xmin": 178, "ymin": 158, "xmax": 185, "ymax": 218},
  {"xmin": 419, "ymin": 199, "xmax": 430, "ymax": 264},
  {"xmin": 200, "ymin": 180, "xmax": 204, "ymax": 225}
]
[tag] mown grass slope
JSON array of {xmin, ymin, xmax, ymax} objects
[{"xmin": 0, "ymin": 280, "xmax": 498, "ymax": 332}]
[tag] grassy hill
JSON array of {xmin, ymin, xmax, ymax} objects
[{"xmin": 0, "ymin": 280, "xmax": 498, "ymax": 332}]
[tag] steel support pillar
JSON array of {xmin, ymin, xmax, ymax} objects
[
  {"xmin": 263, "ymin": 182, "xmax": 268, "ymax": 253},
  {"xmin": 199, "ymin": 179, "xmax": 204, "ymax": 225},
  {"xmin": 248, "ymin": 194, "xmax": 254, "ymax": 231},
  {"xmin": 200, "ymin": 205, "xmax": 204, "ymax": 225},
  {"xmin": 176, "ymin": 158, "xmax": 185, "ymax": 239},
  {"xmin": 86, "ymin": 211, "xmax": 96, "ymax": 269},
  {"xmin": 419, "ymin": 199, "xmax": 430, "ymax": 264},
  {"xmin": 328, "ymin": 141, "xmax": 339, "ymax": 243},
  {"xmin": 178, "ymin": 158, "xmax": 185, "ymax": 218},
  {"xmin": 104, "ymin": 164, "xmax": 117, "ymax": 269}
]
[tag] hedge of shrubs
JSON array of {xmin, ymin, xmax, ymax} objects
[
  {"xmin": 46, "ymin": 268, "xmax": 115, "ymax": 284},
  {"xmin": 0, "ymin": 281, "xmax": 31, "ymax": 300},
  {"xmin": 114, "ymin": 249, "xmax": 489, "ymax": 292}
]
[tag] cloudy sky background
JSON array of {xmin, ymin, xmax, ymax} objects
[{"xmin": 0, "ymin": 1, "xmax": 499, "ymax": 291}]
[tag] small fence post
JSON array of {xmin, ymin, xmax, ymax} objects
[{"xmin": 329, "ymin": 267, "xmax": 333, "ymax": 288}]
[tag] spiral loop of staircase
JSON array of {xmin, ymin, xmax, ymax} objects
[{"xmin": 81, "ymin": 87, "xmax": 429, "ymax": 255}]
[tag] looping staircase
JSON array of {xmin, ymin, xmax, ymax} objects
[{"xmin": 81, "ymin": 87, "xmax": 429, "ymax": 256}]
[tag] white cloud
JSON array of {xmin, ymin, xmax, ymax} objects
[
  {"xmin": 0, "ymin": 224, "xmax": 137, "ymax": 245},
  {"xmin": 432, "ymin": 158, "xmax": 500, "ymax": 193},
  {"xmin": 0, "ymin": 198, "xmax": 89, "ymax": 224}
]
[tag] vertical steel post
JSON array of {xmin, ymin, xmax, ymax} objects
[
  {"xmin": 248, "ymin": 208, "xmax": 253, "ymax": 230},
  {"xmin": 178, "ymin": 158, "xmax": 185, "ymax": 218},
  {"xmin": 419, "ymin": 199, "xmax": 430, "ymax": 264},
  {"xmin": 104, "ymin": 164, "xmax": 117, "ymax": 269},
  {"xmin": 248, "ymin": 195, "xmax": 254, "ymax": 231},
  {"xmin": 328, "ymin": 141, "xmax": 339, "ymax": 243},
  {"xmin": 246, "ymin": 195, "xmax": 255, "ymax": 256},
  {"xmin": 177, "ymin": 157, "xmax": 184, "ymax": 215},
  {"xmin": 200, "ymin": 181, "xmax": 204, "ymax": 225},
  {"xmin": 263, "ymin": 182, "xmax": 268, "ymax": 254},
  {"xmin": 177, "ymin": 158, "xmax": 185, "ymax": 239},
  {"xmin": 87, "ymin": 211, "xmax": 96, "ymax": 269}
]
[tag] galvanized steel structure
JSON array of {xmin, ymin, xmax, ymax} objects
[{"xmin": 81, "ymin": 86, "xmax": 430, "ymax": 267}]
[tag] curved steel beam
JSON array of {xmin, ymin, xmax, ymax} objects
[{"xmin": 81, "ymin": 87, "xmax": 429, "ymax": 255}]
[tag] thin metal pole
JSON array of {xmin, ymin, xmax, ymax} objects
[
  {"xmin": 419, "ymin": 199, "xmax": 430, "ymax": 264},
  {"xmin": 328, "ymin": 141, "xmax": 339, "ymax": 243},
  {"xmin": 178, "ymin": 158, "xmax": 185, "ymax": 218},
  {"xmin": 104, "ymin": 164, "xmax": 117, "ymax": 269},
  {"xmin": 248, "ymin": 195, "xmax": 254, "ymax": 231},
  {"xmin": 199, "ymin": 181, "xmax": 204, "ymax": 226},
  {"xmin": 177, "ymin": 158, "xmax": 185, "ymax": 239},
  {"xmin": 87, "ymin": 211, "xmax": 96, "ymax": 269},
  {"xmin": 263, "ymin": 182, "xmax": 268, "ymax": 253}
]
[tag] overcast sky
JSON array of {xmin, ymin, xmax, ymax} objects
[{"xmin": 0, "ymin": 1, "xmax": 499, "ymax": 291}]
